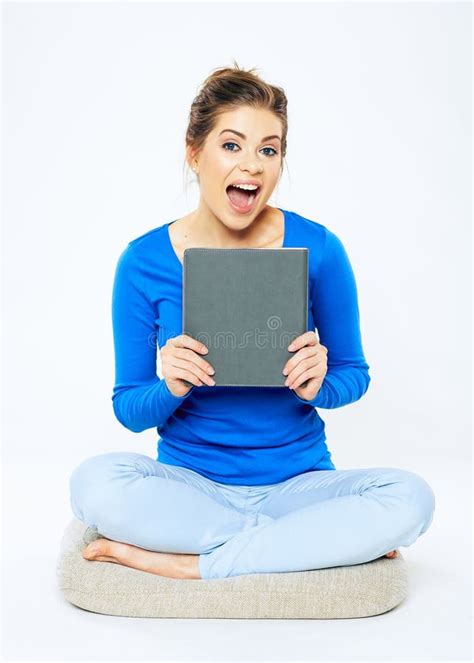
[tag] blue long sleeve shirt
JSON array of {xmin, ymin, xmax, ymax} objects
[{"xmin": 111, "ymin": 208, "xmax": 371, "ymax": 485}]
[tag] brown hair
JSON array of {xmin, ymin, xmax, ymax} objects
[{"xmin": 183, "ymin": 60, "xmax": 288, "ymax": 186}]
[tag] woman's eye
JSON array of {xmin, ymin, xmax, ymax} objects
[
  {"xmin": 262, "ymin": 146, "xmax": 278, "ymax": 156},
  {"xmin": 222, "ymin": 142, "xmax": 278, "ymax": 156}
]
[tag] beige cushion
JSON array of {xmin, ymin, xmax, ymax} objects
[{"xmin": 56, "ymin": 517, "xmax": 408, "ymax": 619}]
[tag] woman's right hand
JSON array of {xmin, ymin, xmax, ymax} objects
[{"xmin": 160, "ymin": 334, "xmax": 216, "ymax": 397}]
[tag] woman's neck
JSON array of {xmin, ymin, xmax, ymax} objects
[{"xmin": 183, "ymin": 204, "xmax": 283, "ymax": 249}]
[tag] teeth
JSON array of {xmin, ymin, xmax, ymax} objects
[{"xmin": 231, "ymin": 183, "xmax": 259, "ymax": 191}]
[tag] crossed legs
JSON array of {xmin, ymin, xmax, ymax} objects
[{"xmin": 70, "ymin": 452, "xmax": 435, "ymax": 580}]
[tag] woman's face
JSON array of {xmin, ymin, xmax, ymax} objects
[{"xmin": 189, "ymin": 106, "xmax": 283, "ymax": 229}]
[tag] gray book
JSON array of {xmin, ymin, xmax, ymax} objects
[{"xmin": 183, "ymin": 247, "xmax": 309, "ymax": 387}]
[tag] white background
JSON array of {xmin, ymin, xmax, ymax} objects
[{"xmin": 2, "ymin": 1, "xmax": 472, "ymax": 661}]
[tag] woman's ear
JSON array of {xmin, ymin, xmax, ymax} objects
[{"xmin": 186, "ymin": 146, "xmax": 199, "ymax": 173}]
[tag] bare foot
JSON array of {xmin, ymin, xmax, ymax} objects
[
  {"xmin": 82, "ymin": 538, "xmax": 201, "ymax": 579},
  {"xmin": 384, "ymin": 550, "xmax": 398, "ymax": 558}
]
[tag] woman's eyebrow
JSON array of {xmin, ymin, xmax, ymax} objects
[{"xmin": 218, "ymin": 128, "xmax": 281, "ymax": 142}]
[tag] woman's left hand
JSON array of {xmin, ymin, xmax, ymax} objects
[{"xmin": 282, "ymin": 331, "xmax": 328, "ymax": 401}]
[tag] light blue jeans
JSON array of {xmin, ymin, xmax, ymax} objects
[{"xmin": 69, "ymin": 452, "xmax": 436, "ymax": 580}]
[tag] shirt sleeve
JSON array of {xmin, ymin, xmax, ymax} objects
[
  {"xmin": 111, "ymin": 243, "xmax": 194, "ymax": 433},
  {"xmin": 292, "ymin": 228, "xmax": 371, "ymax": 409}
]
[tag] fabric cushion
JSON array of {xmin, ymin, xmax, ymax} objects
[{"xmin": 56, "ymin": 518, "xmax": 408, "ymax": 619}]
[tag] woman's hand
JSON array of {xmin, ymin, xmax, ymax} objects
[
  {"xmin": 282, "ymin": 331, "xmax": 328, "ymax": 402},
  {"xmin": 160, "ymin": 334, "xmax": 216, "ymax": 398}
]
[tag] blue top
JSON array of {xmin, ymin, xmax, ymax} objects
[{"xmin": 111, "ymin": 208, "xmax": 371, "ymax": 485}]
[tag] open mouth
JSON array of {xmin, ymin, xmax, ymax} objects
[{"xmin": 226, "ymin": 184, "xmax": 261, "ymax": 212}]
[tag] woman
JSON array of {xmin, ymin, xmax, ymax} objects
[{"xmin": 69, "ymin": 64, "xmax": 435, "ymax": 581}]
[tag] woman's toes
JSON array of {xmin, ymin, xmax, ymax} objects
[{"xmin": 385, "ymin": 550, "xmax": 398, "ymax": 558}]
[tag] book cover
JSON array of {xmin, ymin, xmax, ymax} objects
[{"xmin": 183, "ymin": 247, "xmax": 309, "ymax": 387}]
